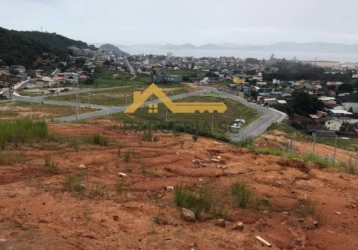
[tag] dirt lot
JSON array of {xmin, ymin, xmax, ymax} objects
[
  {"xmin": 0, "ymin": 102, "xmax": 96, "ymax": 120},
  {"xmin": 0, "ymin": 121, "xmax": 357, "ymax": 250}
]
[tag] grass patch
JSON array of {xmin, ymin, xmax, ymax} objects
[
  {"xmin": 116, "ymin": 181, "xmax": 124, "ymax": 194},
  {"xmin": 86, "ymin": 134, "xmax": 108, "ymax": 146},
  {"xmin": 231, "ymin": 181, "xmax": 254, "ymax": 209},
  {"xmin": 142, "ymin": 131, "xmax": 153, "ymax": 142},
  {"xmin": 0, "ymin": 119, "xmax": 48, "ymax": 150},
  {"xmin": 88, "ymin": 185, "xmax": 105, "ymax": 199},
  {"xmin": 174, "ymin": 183, "xmax": 211, "ymax": 218},
  {"xmin": 0, "ymin": 152, "xmax": 27, "ymax": 165},
  {"xmin": 62, "ymin": 172, "xmax": 87, "ymax": 195},
  {"xmin": 44, "ymin": 155, "xmax": 58, "ymax": 173},
  {"xmin": 292, "ymin": 199, "xmax": 317, "ymax": 218},
  {"xmin": 124, "ymin": 148, "xmax": 133, "ymax": 162}
]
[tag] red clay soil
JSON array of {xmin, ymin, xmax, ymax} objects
[{"xmin": 0, "ymin": 121, "xmax": 357, "ymax": 250}]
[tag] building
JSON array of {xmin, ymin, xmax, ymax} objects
[
  {"xmin": 153, "ymin": 74, "xmax": 183, "ymax": 83},
  {"xmin": 325, "ymin": 118, "xmax": 343, "ymax": 131}
]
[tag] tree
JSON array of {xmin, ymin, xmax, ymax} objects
[
  {"xmin": 291, "ymin": 92, "xmax": 325, "ymax": 116},
  {"xmin": 338, "ymin": 83, "xmax": 353, "ymax": 93}
]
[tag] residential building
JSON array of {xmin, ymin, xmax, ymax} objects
[{"xmin": 325, "ymin": 118, "xmax": 343, "ymax": 131}]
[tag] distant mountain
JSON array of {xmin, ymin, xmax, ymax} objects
[
  {"xmin": 99, "ymin": 43, "xmax": 128, "ymax": 55},
  {"xmin": 0, "ymin": 27, "xmax": 96, "ymax": 67},
  {"xmin": 124, "ymin": 42, "xmax": 358, "ymax": 54}
]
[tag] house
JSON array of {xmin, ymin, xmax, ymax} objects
[
  {"xmin": 325, "ymin": 118, "xmax": 343, "ymax": 131},
  {"xmin": 0, "ymin": 68, "xmax": 9, "ymax": 76},
  {"xmin": 256, "ymin": 82, "xmax": 267, "ymax": 86}
]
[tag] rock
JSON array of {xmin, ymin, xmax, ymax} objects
[
  {"xmin": 181, "ymin": 208, "xmax": 196, "ymax": 222},
  {"xmin": 78, "ymin": 164, "xmax": 86, "ymax": 169},
  {"xmin": 113, "ymin": 215, "xmax": 119, "ymax": 221},
  {"xmin": 232, "ymin": 222, "xmax": 244, "ymax": 231},
  {"xmin": 215, "ymin": 219, "xmax": 226, "ymax": 228},
  {"xmin": 211, "ymin": 158, "xmax": 220, "ymax": 163},
  {"xmin": 166, "ymin": 186, "xmax": 174, "ymax": 190},
  {"xmin": 216, "ymin": 156, "xmax": 222, "ymax": 160},
  {"xmin": 119, "ymin": 172, "xmax": 127, "ymax": 178},
  {"xmin": 313, "ymin": 221, "xmax": 319, "ymax": 228}
]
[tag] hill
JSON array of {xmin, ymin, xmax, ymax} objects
[
  {"xmin": 0, "ymin": 120, "xmax": 357, "ymax": 250},
  {"xmin": 0, "ymin": 27, "xmax": 96, "ymax": 68},
  {"xmin": 99, "ymin": 43, "xmax": 128, "ymax": 55}
]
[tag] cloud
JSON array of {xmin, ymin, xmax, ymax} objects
[{"xmin": 229, "ymin": 27, "xmax": 282, "ymax": 35}]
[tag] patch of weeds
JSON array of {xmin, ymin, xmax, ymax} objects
[
  {"xmin": 116, "ymin": 181, "xmax": 124, "ymax": 194},
  {"xmin": 153, "ymin": 209, "xmax": 161, "ymax": 224},
  {"xmin": 174, "ymin": 183, "xmax": 211, "ymax": 218},
  {"xmin": 69, "ymin": 138, "xmax": 80, "ymax": 151},
  {"xmin": 0, "ymin": 151, "xmax": 27, "ymax": 166},
  {"xmin": 235, "ymin": 137, "xmax": 254, "ymax": 148},
  {"xmin": 338, "ymin": 162, "xmax": 357, "ymax": 175},
  {"xmin": 231, "ymin": 181, "xmax": 254, "ymax": 209},
  {"xmin": 254, "ymin": 198, "xmax": 275, "ymax": 214},
  {"xmin": 124, "ymin": 148, "xmax": 133, "ymax": 162},
  {"xmin": 63, "ymin": 172, "xmax": 87, "ymax": 195},
  {"xmin": 87, "ymin": 133, "xmax": 108, "ymax": 146},
  {"xmin": 142, "ymin": 131, "xmax": 153, "ymax": 142},
  {"xmin": 88, "ymin": 185, "xmax": 105, "ymax": 199},
  {"xmin": 44, "ymin": 155, "xmax": 58, "ymax": 173},
  {"xmin": 292, "ymin": 198, "xmax": 317, "ymax": 218}
]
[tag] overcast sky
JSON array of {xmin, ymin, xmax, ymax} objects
[{"xmin": 1, "ymin": 0, "xmax": 358, "ymax": 45}]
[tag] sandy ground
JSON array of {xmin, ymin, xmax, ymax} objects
[{"xmin": 0, "ymin": 121, "xmax": 357, "ymax": 250}]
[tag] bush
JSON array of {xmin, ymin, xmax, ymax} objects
[
  {"xmin": 231, "ymin": 181, "xmax": 253, "ymax": 208},
  {"xmin": 235, "ymin": 137, "xmax": 254, "ymax": 148},
  {"xmin": 192, "ymin": 135, "xmax": 199, "ymax": 142}
]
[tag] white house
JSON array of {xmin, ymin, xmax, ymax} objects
[{"xmin": 325, "ymin": 119, "xmax": 343, "ymax": 131}]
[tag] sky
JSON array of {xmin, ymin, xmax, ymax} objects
[{"xmin": 1, "ymin": 0, "xmax": 358, "ymax": 45}]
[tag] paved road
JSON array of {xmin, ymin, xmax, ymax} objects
[{"xmin": 3, "ymin": 87, "xmax": 286, "ymax": 142}]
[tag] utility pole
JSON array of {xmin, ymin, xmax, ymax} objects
[
  {"xmin": 333, "ymin": 136, "xmax": 338, "ymax": 167},
  {"xmin": 312, "ymin": 130, "xmax": 317, "ymax": 155},
  {"xmin": 30, "ymin": 99, "xmax": 33, "ymax": 121},
  {"xmin": 355, "ymin": 147, "xmax": 358, "ymax": 171},
  {"xmin": 76, "ymin": 83, "xmax": 79, "ymax": 121}
]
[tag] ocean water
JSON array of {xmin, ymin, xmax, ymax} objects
[{"xmin": 122, "ymin": 47, "xmax": 358, "ymax": 63}]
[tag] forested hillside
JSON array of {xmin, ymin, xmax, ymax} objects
[{"xmin": 0, "ymin": 27, "xmax": 96, "ymax": 68}]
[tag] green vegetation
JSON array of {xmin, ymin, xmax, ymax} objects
[
  {"xmin": 46, "ymin": 84, "xmax": 190, "ymax": 106},
  {"xmin": 44, "ymin": 155, "xmax": 58, "ymax": 173},
  {"xmin": 114, "ymin": 96, "xmax": 260, "ymax": 139},
  {"xmin": 0, "ymin": 27, "xmax": 94, "ymax": 67},
  {"xmin": 0, "ymin": 119, "xmax": 48, "ymax": 150},
  {"xmin": 0, "ymin": 101, "xmax": 96, "ymax": 120},
  {"xmin": 116, "ymin": 181, "xmax": 124, "ymax": 194},
  {"xmin": 124, "ymin": 148, "xmax": 133, "ymax": 162},
  {"xmin": 63, "ymin": 172, "xmax": 87, "ymax": 195},
  {"xmin": 268, "ymin": 123, "xmax": 358, "ymax": 151},
  {"xmin": 231, "ymin": 181, "xmax": 254, "ymax": 208},
  {"xmin": 86, "ymin": 133, "xmax": 108, "ymax": 146},
  {"xmin": 142, "ymin": 131, "xmax": 153, "ymax": 142},
  {"xmin": 0, "ymin": 152, "xmax": 27, "ymax": 166},
  {"xmin": 174, "ymin": 184, "xmax": 211, "ymax": 217},
  {"xmin": 292, "ymin": 199, "xmax": 317, "ymax": 218}
]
